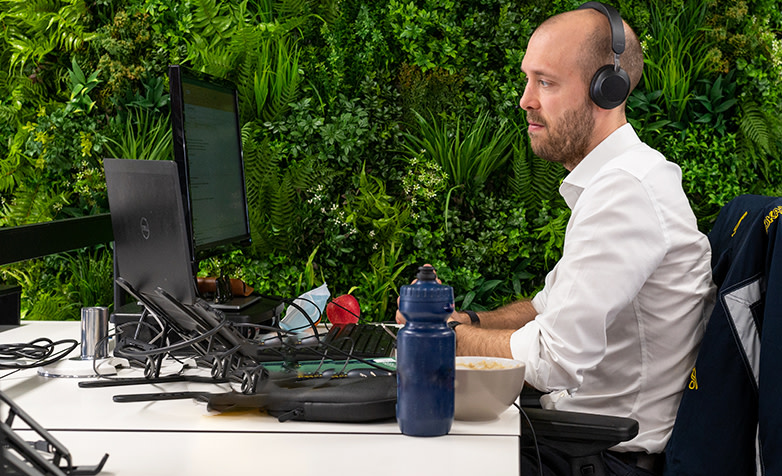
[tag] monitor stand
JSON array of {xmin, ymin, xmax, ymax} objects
[
  {"xmin": 213, "ymin": 295, "xmax": 284, "ymax": 324},
  {"xmin": 209, "ymin": 294, "xmax": 261, "ymax": 311}
]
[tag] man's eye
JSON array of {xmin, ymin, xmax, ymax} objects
[{"xmin": 539, "ymin": 80, "xmax": 550, "ymax": 87}]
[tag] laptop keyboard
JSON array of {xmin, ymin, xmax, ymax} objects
[
  {"xmin": 252, "ymin": 323, "xmax": 399, "ymax": 363},
  {"xmin": 321, "ymin": 323, "xmax": 398, "ymax": 358}
]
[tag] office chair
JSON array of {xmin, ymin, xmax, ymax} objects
[
  {"xmin": 520, "ymin": 388, "xmax": 638, "ymax": 476},
  {"xmin": 522, "ymin": 194, "xmax": 782, "ymax": 476}
]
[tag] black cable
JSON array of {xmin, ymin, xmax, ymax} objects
[
  {"xmin": 261, "ymin": 294, "xmax": 323, "ymax": 336},
  {"xmin": 0, "ymin": 337, "xmax": 56, "ymax": 360},
  {"xmin": 325, "ymin": 298, "xmax": 361, "ymax": 319},
  {"xmin": 112, "ymin": 317, "xmax": 230, "ymax": 359},
  {"xmin": 0, "ymin": 368, "xmax": 22, "ymax": 379},
  {"xmin": 181, "ymin": 294, "xmax": 391, "ymax": 375},
  {"xmin": 113, "ymin": 319, "xmax": 171, "ymax": 353},
  {"xmin": 517, "ymin": 403, "xmax": 544, "ymax": 476},
  {"xmin": 90, "ymin": 290, "xmax": 394, "ymax": 389},
  {"xmin": 132, "ymin": 307, "xmax": 168, "ymax": 346},
  {"xmin": 316, "ymin": 338, "xmax": 397, "ymax": 373},
  {"xmin": 91, "ymin": 314, "xmax": 235, "ymax": 383},
  {"xmin": 0, "ymin": 338, "xmax": 79, "ymax": 374},
  {"xmin": 240, "ymin": 309, "xmax": 396, "ymax": 375},
  {"xmin": 270, "ymin": 295, "xmax": 397, "ymax": 373}
]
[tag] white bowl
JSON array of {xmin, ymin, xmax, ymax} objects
[{"xmin": 454, "ymin": 356, "xmax": 526, "ymax": 421}]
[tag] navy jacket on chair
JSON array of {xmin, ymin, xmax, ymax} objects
[{"xmin": 665, "ymin": 194, "xmax": 782, "ymax": 476}]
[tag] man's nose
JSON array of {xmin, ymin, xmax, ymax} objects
[{"xmin": 519, "ymin": 84, "xmax": 537, "ymax": 111}]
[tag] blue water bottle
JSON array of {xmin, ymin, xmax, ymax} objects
[{"xmin": 396, "ymin": 265, "xmax": 455, "ymax": 436}]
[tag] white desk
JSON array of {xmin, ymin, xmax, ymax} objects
[{"xmin": 1, "ymin": 321, "xmax": 521, "ymax": 475}]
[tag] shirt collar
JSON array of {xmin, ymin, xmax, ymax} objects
[{"xmin": 559, "ymin": 123, "xmax": 641, "ymax": 209}]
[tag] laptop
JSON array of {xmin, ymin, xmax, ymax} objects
[
  {"xmin": 104, "ymin": 158, "xmax": 197, "ymax": 308},
  {"xmin": 105, "ymin": 159, "xmax": 283, "ymax": 330},
  {"xmin": 105, "ymin": 158, "xmax": 267, "ymax": 359}
]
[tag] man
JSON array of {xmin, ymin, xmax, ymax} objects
[{"xmin": 398, "ymin": 4, "xmax": 714, "ymax": 476}]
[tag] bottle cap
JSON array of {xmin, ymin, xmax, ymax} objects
[
  {"xmin": 416, "ymin": 266, "xmax": 437, "ymax": 282},
  {"xmin": 400, "ymin": 266, "xmax": 453, "ymax": 304}
]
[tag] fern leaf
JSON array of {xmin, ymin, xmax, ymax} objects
[
  {"xmin": 26, "ymin": 291, "xmax": 77, "ymax": 320},
  {"xmin": 508, "ymin": 135, "xmax": 564, "ymax": 208},
  {"xmin": 739, "ymin": 101, "xmax": 772, "ymax": 156},
  {"xmin": 1, "ymin": 184, "xmax": 72, "ymax": 227},
  {"xmin": 192, "ymin": 0, "xmax": 235, "ymax": 40},
  {"xmin": 0, "ymin": 149, "xmax": 23, "ymax": 193},
  {"xmin": 314, "ymin": 0, "xmax": 340, "ymax": 25},
  {"xmin": 509, "ymin": 142, "xmax": 532, "ymax": 201},
  {"xmin": 287, "ymin": 159, "xmax": 317, "ymax": 190},
  {"xmin": 270, "ymin": 173, "xmax": 295, "ymax": 235},
  {"xmin": 277, "ymin": 0, "xmax": 310, "ymax": 17},
  {"xmin": 0, "ymin": 104, "xmax": 17, "ymax": 124},
  {"xmin": 531, "ymin": 157, "xmax": 565, "ymax": 204},
  {"xmin": 243, "ymin": 131, "xmax": 276, "ymax": 210}
]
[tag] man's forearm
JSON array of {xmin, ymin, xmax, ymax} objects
[
  {"xmin": 454, "ymin": 326, "xmax": 515, "ymax": 359},
  {"xmin": 456, "ymin": 300, "xmax": 537, "ymax": 329}
]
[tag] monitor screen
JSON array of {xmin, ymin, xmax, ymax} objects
[{"xmin": 169, "ymin": 65, "xmax": 251, "ymax": 264}]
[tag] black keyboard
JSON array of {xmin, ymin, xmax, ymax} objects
[
  {"xmin": 321, "ymin": 323, "xmax": 398, "ymax": 358},
  {"xmin": 252, "ymin": 323, "xmax": 398, "ymax": 362}
]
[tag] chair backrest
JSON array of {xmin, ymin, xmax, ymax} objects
[{"xmin": 664, "ymin": 194, "xmax": 782, "ymax": 476}]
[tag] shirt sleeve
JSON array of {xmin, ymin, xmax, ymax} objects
[{"xmin": 511, "ymin": 168, "xmax": 668, "ymax": 391}]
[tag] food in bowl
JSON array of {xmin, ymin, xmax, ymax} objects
[
  {"xmin": 457, "ymin": 359, "xmax": 518, "ymax": 370},
  {"xmin": 454, "ymin": 356, "xmax": 526, "ymax": 421}
]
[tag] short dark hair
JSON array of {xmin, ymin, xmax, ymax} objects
[{"xmin": 578, "ymin": 11, "xmax": 644, "ymax": 94}]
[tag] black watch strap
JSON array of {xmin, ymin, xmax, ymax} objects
[
  {"xmin": 463, "ymin": 310, "xmax": 480, "ymax": 326},
  {"xmin": 447, "ymin": 320, "xmax": 462, "ymax": 330}
]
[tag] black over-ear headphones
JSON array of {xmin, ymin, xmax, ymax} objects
[{"xmin": 577, "ymin": 2, "xmax": 631, "ymax": 109}]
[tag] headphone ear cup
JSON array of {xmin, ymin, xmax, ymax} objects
[{"xmin": 590, "ymin": 65, "xmax": 631, "ymax": 109}]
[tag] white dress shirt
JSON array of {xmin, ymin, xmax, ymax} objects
[{"xmin": 510, "ymin": 124, "xmax": 715, "ymax": 453}]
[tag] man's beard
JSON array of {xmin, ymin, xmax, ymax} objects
[{"xmin": 527, "ymin": 102, "xmax": 594, "ymax": 169}]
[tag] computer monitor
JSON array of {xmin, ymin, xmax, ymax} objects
[{"xmin": 168, "ymin": 65, "xmax": 251, "ymax": 266}]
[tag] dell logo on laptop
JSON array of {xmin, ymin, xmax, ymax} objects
[{"xmin": 140, "ymin": 217, "xmax": 151, "ymax": 240}]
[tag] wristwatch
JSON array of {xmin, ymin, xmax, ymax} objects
[
  {"xmin": 447, "ymin": 320, "xmax": 462, "ymax": 330},
  {"xmin": 462, "ymin": 310, "xmax": 480, "ymax": 326}
]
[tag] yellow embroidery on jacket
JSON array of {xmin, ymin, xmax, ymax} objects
[
  {"xmin": 732, "ymin": 211, "xmax": 748, "ymax": 237},
  {"xmin": 688, "ymin": 367, "xmax": 698, "ymax": 390},
  {"xmin": 764, "ymin": 205, "xmax": 782, "ymax": 233}
]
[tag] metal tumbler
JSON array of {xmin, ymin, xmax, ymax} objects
[{"xmin": 80, "ymin": 306, "xmax": 109, "ymax": 360}]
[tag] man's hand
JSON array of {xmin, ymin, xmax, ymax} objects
[
  {"xmin": 395, "ymin": 307, "xmax": 407, "ymax": 325},
  {"xmin": 396, "ymin": 310, "xmax": 468, "ymax": 326},
  {"xmin": 395, "ymin": 263, "xmax": 447, "ymax": 325}
]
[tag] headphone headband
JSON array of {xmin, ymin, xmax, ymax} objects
[{"xmin": 577, "ymin": 1, "xmax": 625, "ymax": 56}]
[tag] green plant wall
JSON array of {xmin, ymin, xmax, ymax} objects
[{"xmin": 1, "ymin": 0, "xmax": 781, "ymax": 321}]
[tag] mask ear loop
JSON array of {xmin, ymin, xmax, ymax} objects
[{"xmin": 275, "ymin": 295, "xmax": 323, "ymax": 337}]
